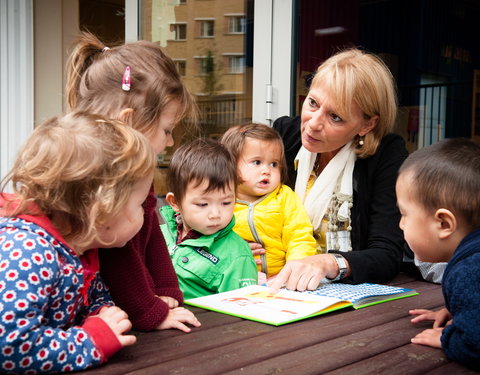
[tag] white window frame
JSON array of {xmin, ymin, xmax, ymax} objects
[
  {"xmin": 223, "ymin": 53, "xmax": 245, "ymax": 74},
  {"xmin": 165, "ymin": 0, "xmax": 186, "ymax": 5},
  {"xmin": 127, "ymin": 0, "xmax": 295, "ymax": 125},
  {"xmin": 194, "ymin": 56, "xmax": 209, "ymax": 75},
  {"xmin": 225, "ymin": 14, "xmax": 246, "ymax": 34},
  {"xmin": 126, "ymin": 0, "xmax": 138, "ymax": 42},
  {"xmin": 196, "ymin": 18, "xmax": 215, "ymax": 38},
  {"xmin": 252, "ymin": 0, "xmax": 294, "ymax": 124},
  {"xmin": 0, "ymin": 0, "xmax": 34, "ymax": 185},
  {"xmin": 169, "ymin": 22, "xmax": 187, "ymax": 41},
  {"xmin": 173, "ymin": 59, "xmax": 187, "ymax": 76}
]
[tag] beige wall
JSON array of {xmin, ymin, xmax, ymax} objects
[{"xmin": 34, "ymin": 0, "xmax": 79, "ymax": 125}]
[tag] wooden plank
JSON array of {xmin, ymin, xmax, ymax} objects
[
  {"xmin": 76, "ymin": 319, "xmax": 275, "ymax": 375},
  {"xmin": 125, "ymin": 285, "xmax": 445, "ymax": 374},
  {"xmin": 323, "ymin": 344, "xmax": 477, "ymax": 375},
  {"xmin": 388, "ymin": 272, "xmax": 421, "ymax": 285},
  {"xmin": 130, "ymin": 309, "xmax": 245, "ymax": 342},
  {"xmin": 224, "ymin": 302, "xmax": 449, "ymax": 374},
  {"xmin": 76, "ymin": 277, "xmax": 447, "ymax": 374},
  {"xmin": 399, "ymin": 279, "xmax": 443, "ymax": 293}
]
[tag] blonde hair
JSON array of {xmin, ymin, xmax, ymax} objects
[
  {"xmin": 1, "ymin": 112, "xmax": 156, "ymax": 249},
  {"xmin": 312, "ymin": 48, "xmax": 398, "ymax": 158},
  {"xmin": 220, "ymin": 123, "xmax": 288, "ymax": 184},
  {"xmin": 66, "ymin": 31, "xmax": 198, "ymax": 136}
]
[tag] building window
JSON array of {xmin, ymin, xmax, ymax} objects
[
  {"xmin": 225, "ymin": 55, "xmax": 245, "ymax": 73},
  {"xmin": 174, "ymin": 59, "xmax": 187, "ymax": 76},
  {"xmin": 196, "ymin": 19, "xmax": 214, "ymax": 38},
  {"xmin": 170, "ymin": 23, "xmax": 187, "ymax": 40},
  {"xmin": 226, "ymin": 15, "xmax": 246, "ymax": 34},
  {"xmin": 196, "ymin": 57, "xmax": 208, "ymax": 75}
]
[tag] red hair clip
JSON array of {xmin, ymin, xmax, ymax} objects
[{"xmin": 122, "ymin": 66, "xmax": 131, "ymax": 91}]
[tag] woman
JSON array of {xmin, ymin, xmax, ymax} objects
[{"xmin": 268, "ymin": 48, "xmax": 408, "ymax": 291}]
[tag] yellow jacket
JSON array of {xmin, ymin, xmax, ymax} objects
[{"xmin": 233, "ymin": 184, "xmax": 317, "ymax": 277}]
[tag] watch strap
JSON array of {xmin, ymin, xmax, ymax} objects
[{"xmin": 328, "ymin": 253, "xmax": 348, "ymax": 281}]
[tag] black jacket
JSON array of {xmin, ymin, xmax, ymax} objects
[{"xmin": 274, "ymin": 116, "xmax": 408, "ymax": 283}]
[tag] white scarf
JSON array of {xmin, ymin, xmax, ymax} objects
[{"xmin": 294, "ymin": 141, "xmax": 356, "ymax": 231}]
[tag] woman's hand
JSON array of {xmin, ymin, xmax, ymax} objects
[
  {"xmin": 157, "ymin": 307, "xmax": 202, "ymax": 333},
  {"xmin": 97, "ymin": 306, "xmax": 137, "ymax": 347},
  {"xmin": 268, "ymin": 254, "xmax": 341, "ymax": 292},
  {"xmin": 409, "ymin": 307, "xmax": 451, "ymax": 328},
  {"xmin": 248, "ymin": 242, "xmax": 265, "ymax": 265}
]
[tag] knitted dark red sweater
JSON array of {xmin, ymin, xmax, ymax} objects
[{"xmin": 98, "ymin": 186, "xmax": 183, "ymax": 331}]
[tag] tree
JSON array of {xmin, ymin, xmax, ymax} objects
[{"xmin": 201, "ymin": 49, "xmax": 223, "ymax": 96}]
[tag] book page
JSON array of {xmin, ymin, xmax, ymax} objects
[{"xmin": 186, "ymin": 285, "xmax": 351, "ymax": 325}]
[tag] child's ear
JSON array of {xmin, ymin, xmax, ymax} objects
[
  {"xmin": 118, "ymin": 108, "xmax": 134, "ymax": 125},
  {"xmin": 434, "ymin": 208, "xmax": 457, "ymax": 239},
  {"xmin": 165, "ymin": 192, "xmax": 181, "ymax": 212}
]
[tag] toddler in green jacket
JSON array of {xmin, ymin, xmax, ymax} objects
[{"xmin": 159, "ymin": 138, "xmax": 258, "ymax": 299}]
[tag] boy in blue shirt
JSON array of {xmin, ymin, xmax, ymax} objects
[{"xmin": 396, "ymin": 138, "xmax": 480, "ymax": 369}]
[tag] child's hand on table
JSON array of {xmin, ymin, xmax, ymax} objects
[
  {"xmin": 409, "ymin": 307, "xmax": 451, "ymax": 349},
  {"xmin": 98, "ymin": 306, "xmax": 137, "ymax": 346},
  {"xmin": 157, "ymin": 307, "xmax": 202, "ymax": 333},
  {"xmin": 409, "ymin": 307, "xmax": 452, "ymax": 328},
  {"xmin": 411, "ymin": 327, "xmax": 443, "ymax": 348}
]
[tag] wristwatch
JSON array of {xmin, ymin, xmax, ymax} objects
[{"xmin": 328, "ymin": 253, "xmax": 348, "ymax": 281}]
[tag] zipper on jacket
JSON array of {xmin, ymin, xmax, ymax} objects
[{"xmin": 246, "ymin": 202, "xmax": 268, "ymax": 275}]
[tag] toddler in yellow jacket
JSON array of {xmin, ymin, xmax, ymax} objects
[{"xmin": 221, "ymin": 123, "xmax": 317, "ymax": 280}]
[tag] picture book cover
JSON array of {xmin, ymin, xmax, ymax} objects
[{"xmin": 185, "ymin": 283, "xmax": 418, "ymax": 326}]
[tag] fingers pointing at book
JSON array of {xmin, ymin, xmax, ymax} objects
[
  {"xmin": 269, "ymin": 253, "xmax": 351, "ymax": 293},
  {"xmin": 269, "ymin": 257, "xmax": 326, "ymax": 293}
]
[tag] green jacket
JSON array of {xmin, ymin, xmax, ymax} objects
[{"xmin": 160, "ymin": 205, "xmax": 258, "ymax": 299}]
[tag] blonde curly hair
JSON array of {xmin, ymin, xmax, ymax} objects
[{"xmin": 1, "ymin": 112, "xmax": 156, "ymax": 249}]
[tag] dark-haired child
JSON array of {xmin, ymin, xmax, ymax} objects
[
  {"xmin": 396, "ymin": 138, "xmax": 480, "ymax": 369},
  {"xmin": 220, "ymin": 123, "xmax": 317, "ymax": 283},
  {"xmin": 160, "ymin": 138, "xmax": 258, "ymax": 299}
]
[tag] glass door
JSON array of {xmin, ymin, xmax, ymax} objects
[
  {"xmin": 290, "ymin": 0, "xmax": 478, "ymax": 151},
  {"xmin": 139, "ymin": 0, "xmax": 254, "ymax": 195},
  {"xmin": 140, "ymin": 0, "xmax": 253, "ymax": 137}
]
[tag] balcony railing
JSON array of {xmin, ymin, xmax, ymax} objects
[
  {"xmin": 399, "ymin": 81, "xmax": 471, "ymax": 149},
  {"xmin": 196, "ymin": 96, "xmax": 250, "ymax": 137}
]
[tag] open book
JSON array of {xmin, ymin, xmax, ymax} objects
[{"xmin": 185, "ymin": 283, "xmax": 418, "ymax": 326}]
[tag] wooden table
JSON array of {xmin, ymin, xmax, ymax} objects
[{"xmin": 78, "ymin": 274, "xmax": 478, "ymax": 374}]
